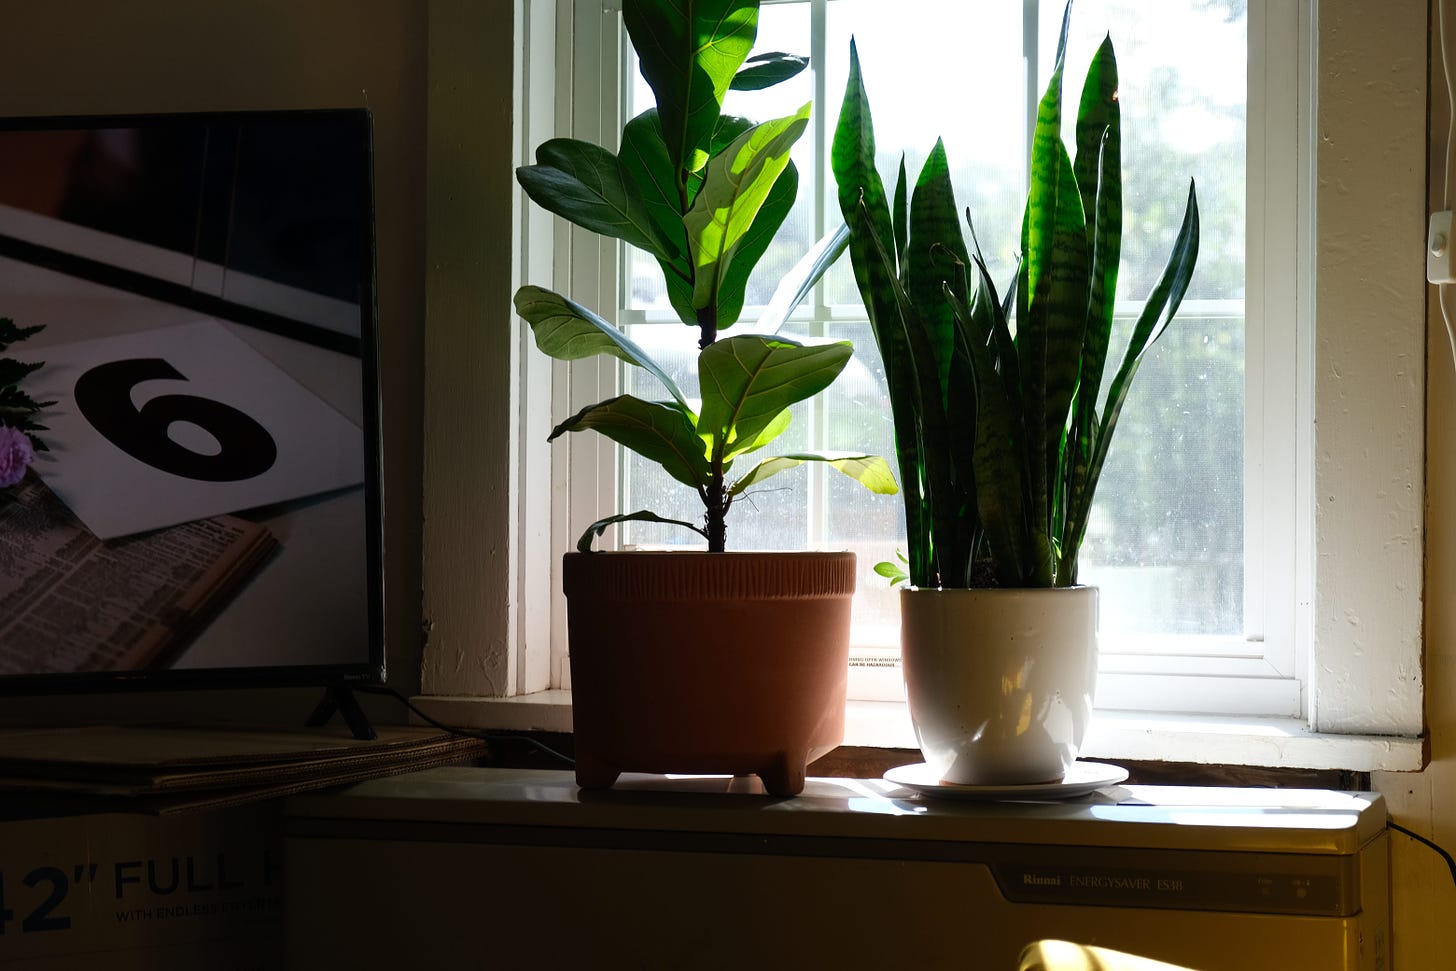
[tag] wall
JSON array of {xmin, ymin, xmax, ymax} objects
[
  {"xmin": 1372, "ymin": 1, "xmax": 1456, "ymax": 964},
  {"xmin": 0, "ymin": 0, "xmax": 428, "ymax": 719}
]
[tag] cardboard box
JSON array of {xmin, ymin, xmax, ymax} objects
[{"xmin": 0, "ymin": 804, "xmax": 283, "ymax": 970}]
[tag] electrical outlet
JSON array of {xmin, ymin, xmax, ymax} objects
[{"xmin": 1429, "ymin": 211, "xmax": 1455, "ymax": 283}]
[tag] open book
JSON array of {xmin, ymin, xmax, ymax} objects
[{"xmin": 0, "ymin": 474, "xmax": 276, "ymax": 673}]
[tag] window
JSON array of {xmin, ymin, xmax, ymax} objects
[
  {"xmin": 564, "ymin": 0, "xmax": 1296, "ymax": 715},
  {"xmin": 418, "ymin": 0, "xmax": 1425, "ymax": 768}
]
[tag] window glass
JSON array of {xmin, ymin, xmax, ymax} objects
[{"xmin": 616, "ymin": 0, "xmax": 1249, "ymax": 668}]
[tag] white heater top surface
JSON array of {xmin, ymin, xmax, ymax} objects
[{"xmin": 285, "ymin": 767, "xmax": 1385, "ymax": 857}]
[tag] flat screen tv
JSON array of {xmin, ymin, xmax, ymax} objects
[{"xmin": 0, "ymin": 109, "xmax": 385, "ymax": 714}]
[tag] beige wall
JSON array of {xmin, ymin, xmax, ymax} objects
[
  {"xmin": 1375, "ymin": 2, "xmax": 1456, "ymax": 963},
  {"xmin": 0, "ymin": 1, "xmax": 429, "ymax": 718}
]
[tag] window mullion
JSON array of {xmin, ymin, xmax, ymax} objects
[
  {"xmin": 804, "ymin": 0, "xmax": 829, "ymax": 550},
  {"xmin": 1023, "ymin": 0, "xmax": 1039, "ymax": 179}
]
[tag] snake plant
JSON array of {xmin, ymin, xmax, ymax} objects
[
  {"xmin": 832, "ymin": 3, "xmax": 1200, "ymax": 589},
  {"xmin": 514, "ymin": 0, "xmax": 895, "ymax": 553}
]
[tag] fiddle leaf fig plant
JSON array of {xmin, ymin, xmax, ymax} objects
[
  {"xmin": 832, "ymin": 2, "xmax": 1199, "ymax": 589},
  {"xmin": 515, "ymin": 0, "xmax": 896, "ymax": 553}
]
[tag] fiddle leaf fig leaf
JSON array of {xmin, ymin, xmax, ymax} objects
[
  {"xmin": 730, "ymin": 51, "xmax": 810, "ymax": 91},
  {"xmin": 514, "ymin": 285, "xmax": 688, "ymax": 410},
  {"xmin": 687, "ymin": 114, "xmax": 756, "ymax": 207},
  {"xmin": 576, "ymin": 510, "xmax": 708, "ymax": 552},
  {"xmin": 697, "ymin": 334, "xmax": 851, "ymax": 462},
  {"xmin": 620, "ymin": 109, "xmax": 693, "ymax": 279},
  {"xmin": 734, "ymin": 406, "xmax": 791, "ymax": 456},
  {"xmin": 685, "ymin": 102, "xmax": 812, "ymax": 315},
  {"xmin": 729, "ymin": 451, "xmax": 898, "ymax": 497},
  {"xmin": 517, "ymin": 138, "xmax": 678, "ymax": 260},
  {"xmin": 711, "ymin": 160, "xmax": 798, "ymax": 331},
  {"xmin": 548, "ymin": 394, "xmax": 710, "ymax": 489},
  {"xmin": 624, "ymin": 0, "xmax": 758, "ymax": 178}
]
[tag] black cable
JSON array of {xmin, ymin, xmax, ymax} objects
[
  {"xmin": 353, "ymin": 683, "xmax": 576, "ymax": 767},
  {"xmin": 1390, "ymin": 820, "xmax": 1456, "ymax": 887}
]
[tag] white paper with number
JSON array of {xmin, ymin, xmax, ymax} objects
[{"xmin": 21, "ymin": 319, "xmax": 365, "ymax": 540}]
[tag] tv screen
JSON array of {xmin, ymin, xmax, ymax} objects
[{"xmin": 0, "ymin": 109, "xmax": 384, "ymax": 692}]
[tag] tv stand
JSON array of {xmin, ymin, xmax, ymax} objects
[{"xmin": 306, "ymin": 681, "xmax": 377, "ymax": 740}]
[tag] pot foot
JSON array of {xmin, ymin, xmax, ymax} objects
[
  {"xmin": 573, "ymin": 753, "xmax": 620, "ymax": 790},
  {"xmin": 758, "ymin": 752, "xmax": 807, "ymax": 797}
]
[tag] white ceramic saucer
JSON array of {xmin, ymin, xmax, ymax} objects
[{"xmin": 882, "ymin": 760, "xmax": 1129, "ymax": 801}]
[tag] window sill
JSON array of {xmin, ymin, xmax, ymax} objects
[{"xmin": 412, "ymin": 692, "xmax": 1427, "ymax": 774}]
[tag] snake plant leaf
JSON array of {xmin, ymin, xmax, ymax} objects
[
  {"xmin": 832, "ymin": 44, "xmax": 936, "ymax": 584},
  {"xmin": 685, "ymin": 102, "xmax": 812, "ymax": 314},
  {"xmin": 1018, "ymin": 43, "xmax": 1077, "ymax": 583},
  {"xmin": 893, "ymin": 155, "xmax": 909, "ymax": 271},
  {"xmin": 1071, "ymin": 35, "xmax": 1122, "ymax": 438},
  {"xmin": 757, "ymin": 221, "xmax": 850, "ymax": 334},
  {"xmin": 518, "ymin": 139, "xmax": 677, "ymax": 260},
  {"xmin": 1039, "ymin": 139, "xmax": 1090, "ymax": 508},
  {"xmin": 548, "ymin": 394, "xmax": 711, "ymax": 490},
  {"xmin": 906, "ymin": 139, "xmax": 979, "ymax": 582},
  {"xmin": 966, "ymin": 225, "xmax": 1022, "ymax": 410},
  {"xmin": 730, "ymin": 51, "xmax": 809, "ymax": 91},
  {"xmin": 861, "ymin": 203, "xmax": 956, "ymax": 588},
  {"xmin": 624, "ymin": 0, "xmax": 758, "ymax": 178},
  {"xmin": 1067, "ymin": 179, "xmax": 1200, "ymax": 568},
  {"xmin": 907, "ymin": 138, "xmax": 969, "ymax": 404},
  {"xmin": 514, "ymin": 285, "xmax": 689, "ymax": 410},
  {"xmin": 832, "ymin": 39, "xmax": 895, "ymax": 287},
  {"xmin": 729, "ymin": 451, "xmax": 899, "ymax": 497},
  {"xmin": 576, "ymin": 510, "xmax": 708, "ymax": 553},
  {"xmin": 697, "ymin": 334, "xmax": 851, "ymax": 463},
  {"xmin": 1059, "ymin": 39, "xmax": 1122, "ymax": 575},
  {"xmin": 947, "ymin": 282, "xmax": 1031, "ymax": 586},
  {"xmin": 712, "ymin": 160, "xmax": 799, "ymax": 331}
]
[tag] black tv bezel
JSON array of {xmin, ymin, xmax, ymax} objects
[{"xmin": 0, "ymin": 107, "xmax": 388, "ymax": 696}]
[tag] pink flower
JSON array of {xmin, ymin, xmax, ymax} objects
[{"xmin": 0, "ymin": 424, "xmax": 34, "ymax": 489}]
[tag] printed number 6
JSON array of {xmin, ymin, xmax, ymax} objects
[{"xmin": 75, "ymin": 358, "xmax": 278, "ymax": 482}]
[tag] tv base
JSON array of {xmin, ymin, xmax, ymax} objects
[{"xmin": 306, "ymin": 681, "xmax": 377, "ymax": 741}]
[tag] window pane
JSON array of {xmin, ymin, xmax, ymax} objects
[
  {"xmin": 1078, "ymin": 311, "xmax": 1245, "ymax": 636},
  {"xmin": 1044, "ymin": 0, "xmax": 1247, "ymax": 639},
  {"xmin": 614, "ymin": 0, "xmax": 1248, "ymax": 651},
  {"xmin": 822, "ymin": 0, "xmax": 1027, "ymax": 305},
  {"xmin": 824, "ymin": 320, "xmax": 904, "ymax": 642}
]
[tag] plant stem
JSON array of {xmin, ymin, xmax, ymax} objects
[
  {"xmin": 704, "ymin": 471, "xmax": 729, "ymax": 552},
  {"xmin": 696, "ymin": 296, "xmax": 724, "ymax": 547},
  {"xmin": 697, "ymin": 305, "xmax": 718, "ymax": 351}
]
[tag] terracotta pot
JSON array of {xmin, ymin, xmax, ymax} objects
[
  {"xmin": 900, "ymin": 586, "xmax": 1098, "ymax": 786},
  {"xmin": 563, "ymin": 551, "xmax": 854, "ymax": 797}
]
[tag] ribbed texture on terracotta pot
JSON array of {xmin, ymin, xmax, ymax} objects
[
  {"xmin": 563, "ymin": 550, "xmax": 855, "ymax": 797},
  {"xmin": 563, "ymin": 550, "xmax": 856, "ymax": 601}
]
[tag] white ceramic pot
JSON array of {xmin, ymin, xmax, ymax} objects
[{"xmin": 900, "ymin": 586, "xmax": 1098, "ymax": 786}]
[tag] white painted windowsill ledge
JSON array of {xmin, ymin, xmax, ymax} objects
[{"xmin": 413, "ymin": 693, "xmax": 1426, "ymax": 773}]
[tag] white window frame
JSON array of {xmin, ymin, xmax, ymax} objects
[{"xmin": 416, "ymin": 0, "xmax": 1426, "ymax": 772}]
